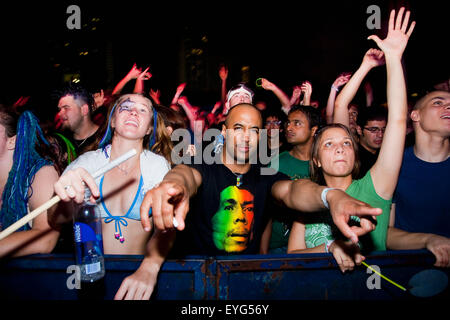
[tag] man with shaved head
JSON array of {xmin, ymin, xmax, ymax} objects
[
  {"xmin": 141, "ymin": 103, "xmax": 382, "ymax": 257},
  {"xmin": 387, "ymin": 90, "xmax": 450, "ymax": 267}
]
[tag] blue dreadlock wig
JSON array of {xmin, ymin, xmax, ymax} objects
[
  {"xmin": 98, "ymin": 94, "xmax": 158, "ymax": 156},
  {"xmin": 0, "ymin": 111, "xmax": 52, "ymax": 231}
]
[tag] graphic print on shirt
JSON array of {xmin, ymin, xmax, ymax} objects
[{"xmin": 211, "ymin": 186, "xmax": 255, "ymax": 253}]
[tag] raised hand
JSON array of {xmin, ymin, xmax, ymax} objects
[
  {"xmin": 362, "ymin": 48, "xmax": 386, "ymax": 69},
  {"xmin": 333, "ymin": 73, "xmax": 352, "ymax": 88},
  {"xmin": 93, "ymin": 89, "xmax": 105, "ymax": 110},
  {"xmin": 126, "ymin": 63, "xmax": 142, "ymax": 80},
  {"xmin": 368, "ymin": 7, "xmax": 416, "ymax": 59},
  {"xmin": 219, "ymin": 65, "xmax": 228, "ymax": 81},
  {"xmin": 260, "ymin": 78, "xmax": 276, "ymax": 91},
  {"xmin": 149, "ymin": 88, "xmax": 161, "ymax": 105},
  {"xmin": 301, "ymin": 81, "xmax": 312, "ymax": 96},
  {"xmin": 137, "ymin": 67, "xmax": 152, "ymax": 81},
  {"xmin": 300, "ymin": 81, "xmax": 312, "ymax": 105}
]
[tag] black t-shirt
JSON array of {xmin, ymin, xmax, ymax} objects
[
  {"xmin": 172, "ymin": 162, "xmax": 289, "ymax": 257},
  {"xmin": 356, "ymin": 144, "xmax": 378, "ymax": 179},
  {"xmin": 65, "ymin": 128, "xmax": 101, "ymax": 156}
]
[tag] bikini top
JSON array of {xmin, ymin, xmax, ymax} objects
[{"xmin": 99, "ymin": 175, "xmax": 147, "ymax": 243}]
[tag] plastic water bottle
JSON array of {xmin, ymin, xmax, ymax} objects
[{"xmin": 73, "ymin": 188, "xmax": 105, "ymax": 282}]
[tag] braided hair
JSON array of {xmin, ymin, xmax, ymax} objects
[{"xmin": 0, "ymin": 109, "xmax": 52, "ymax": 231}]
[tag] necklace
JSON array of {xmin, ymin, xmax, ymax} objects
[
  {"xmin": 232, "ymin": 172, "xmax": 243, "ymax": 187},
  {"xmin": 76, "ymin": 137, "xmax": 89, "ymax": 148}
]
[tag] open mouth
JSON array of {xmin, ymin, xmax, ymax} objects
[{"xmin": 124, "ymin": 119, "xmax": 139, "ymax": 127}]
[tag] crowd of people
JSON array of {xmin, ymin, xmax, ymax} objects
[{"xmin": 0, "ymin": 7, "xmax": 449, "ymax": 300}]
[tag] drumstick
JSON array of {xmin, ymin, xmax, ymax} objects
[{"xmin": 0, "ymin": 149, "xmax": 137, "ymax": 241}]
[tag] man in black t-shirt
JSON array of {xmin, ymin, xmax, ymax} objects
[
  {"xmin": 141, "ymin": 103, "xmax": 382, "ymax": 257},
  {"xmin": 55, "ymin": 84, "xmax": 100, "ymax": 156},
  {"xmin": 355, "ymin": 106, "xmax": 387, "ymax": 178}
]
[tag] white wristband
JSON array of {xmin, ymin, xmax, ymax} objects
[
  {"xmin": 331, "ymin": 85, "xmax": 339, "ymax": 92},
  {"xmin": 321, "ymin": 187, "xmax": 337, "ymax": 209},
  {"xmin": 325, "ymin": 239, "xmax": 335, "ymax": 253}
]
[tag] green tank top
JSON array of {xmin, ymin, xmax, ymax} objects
[{"xmin": 305, "ymin": 170, "xmax": 392, "ymax": 252}]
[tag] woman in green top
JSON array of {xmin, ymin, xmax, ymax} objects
[{"xmin": 288, "ymin": 7, "xmax": 415, "ymax": 273}]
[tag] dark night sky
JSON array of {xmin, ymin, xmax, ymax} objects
[{"xmin": 0, "ymin": 0, "xmax": 448, "ymax": 120}]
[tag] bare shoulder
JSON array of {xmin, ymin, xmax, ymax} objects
[{"xmin": 33, "ymin": 165, "xmax": 59, "ymax": 184}]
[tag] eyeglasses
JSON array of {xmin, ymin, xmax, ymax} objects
[
  {"xmin": 285, "ymin": 120, "xmax": 303, "ymax": 127},
  {"xmin": 364, "ymin": 127, "xmax": 386, "ymax": 133},
  {"xmin": 265, "ymin": 120, "xmax": 282, "ymax": 126}
]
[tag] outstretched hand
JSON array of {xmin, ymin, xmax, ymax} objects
[
  {"xmin": 368, "ymin": 7, "xmax": 416, "ymax": 59},
  {"xmin": 327, "ymin": 189, "xmax": 382, "ymax": 244},
  {"xmin": 140, "ymin": 181, "xmax": 190, "ymax": 232}
]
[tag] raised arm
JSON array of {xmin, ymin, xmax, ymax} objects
[
  {"xmin": 333, "ymin": 49, "xmax": 385, "ymax": 126},
  {"xmin": 368, "ymin": 7, "xmax": 415, "ymax": 199},
  {"xmin": 171, "ymin": 83, "xmax": 186, "ymax": 106},
  {"xmin": 325, "ymin": 73, "xmax": 351, "ymax": 124},
  {"xmin": 300, "ymin": 81, "xmax": 313, "ymax": 106},
  {"xmin": 219, "ymin": 65, "xmax": 228, "ymax": 106},
  {"xmin": 287, "ymin": 85, "xmax": 302, "ymax": 113},
  {"xmin": 140, "ymin": 164, "xmax": 202, "ymax": 231},
  {"xmin": 133, "ymin": 67, "xmax": 152, "ymax": 94},
  {"xmin": 260, "ymin": 78, "xmax": 291, "ymax": 111},
  {"xmin": 177, "ymin": 96, "xmax": 197, "ymax": 131},
  {"xmin": 112, "ymin": 64, "xmax": 142, "ymax": 95}
]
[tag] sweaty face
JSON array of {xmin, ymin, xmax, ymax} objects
[
  {"xmin": 111, "ymin": 95, "xmax": 153, "ymax": 140},
  {"xmin": 212, "ymin": 186, "xmax": 255, "ymax": 253},
  {"xmin": 285, "ymin": 111, "xmax": 314, "ymax": 145},
  {"xmin": 412, "ymin": 91, "xmax": 450, "ymax": 138},
  {"xmin": 57, "ymin": 95, "xmax": 84, "ymax": 132},
  {"xmin": 222, "ymin": 105, "xmax": 262, "ymax": 164},
  {"xmin": 359, "ymin": 119, "xmax": 386, "ymax": 152},
  {"xmin": 315, "ymin": 127, "xmax": 356, "ymax": 178}
]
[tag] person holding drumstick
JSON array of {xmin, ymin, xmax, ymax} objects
[{"xmin": 54, "ymin": 93, "xmax": 173, "ymax": 300}]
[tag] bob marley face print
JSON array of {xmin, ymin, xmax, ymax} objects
[{"xmin": 212, "ymin": 186, "xmax": 255, "ymax": 253}]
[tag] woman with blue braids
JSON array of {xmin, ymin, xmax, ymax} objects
[
  {"xmin": 0, "ymin": 107, "xmax": 60, "ymax": 257},
  {"xmin": 54, "ymin": 93, "xmax": 173, "ymax": 300}
]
